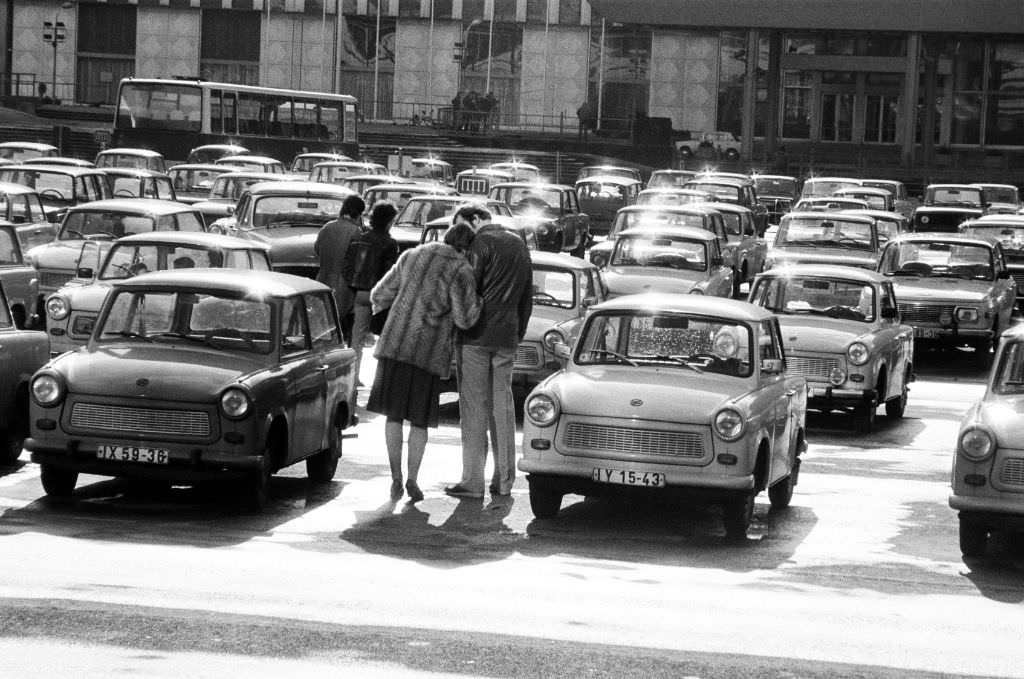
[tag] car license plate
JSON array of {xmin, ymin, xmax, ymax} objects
[
  {"xmin": 97, "ymin": 444, "xmax": 169, "ymax": 465},
  {"xmin": 592, "ymin": 468, "xmax": 666, "ymax": 487},
  {"xmin": 914, "ymin": 327, "xmax": 940, "ymax": 339}
]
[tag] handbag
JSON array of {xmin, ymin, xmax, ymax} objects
[{"xmin": 369, "ymin": 307, "xmax": 389, "ymax": 335}]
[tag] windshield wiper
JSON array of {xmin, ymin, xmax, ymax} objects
[
  {"xmin": 151, "ymin": 332, "xmax": 218, "ymax": 348},
  {"xmin": 103, "ymin": 330, "xmax": 154, "ymax": 342},
  {"xmin": 636, "ymin": 354, "xmax": 705, "ymax": 373},
  {"xmin": 588, "ymin": 349, "xmax": 638, "ymax": 366}
]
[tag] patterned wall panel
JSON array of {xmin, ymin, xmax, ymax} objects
[
  {"xmin": 392, "ymin": 20, "xmax": 462, "ymax": 118},
  {"xmin": 650, "ymin": 30, "xmax": 718, "ymax": 133},
  {"xmin": 136, "ymin": 8, "xmax": 200, "ymax": 80},
  {"xmin": 264, "ymin": 12, "xmax": 335, "ymax": 90},
  {"xmin": 521, "ymin": 25, "xmax": 587, "ymax": 131},
  {"xmin": 12, "ymin": 1, "xmax": 78, "ymax": 97}
]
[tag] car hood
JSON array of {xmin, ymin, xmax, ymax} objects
[
  {"xmin": 54, "ymin": 346, "xmax": 265, "ymax": 400},
  {"xmin": 969, "ymin": 395, "xmax": 1024, "ymax": 446},
  {"xmin": 523, "ymin": 306, "xmax": 575, "ymax": 339},
  {"xmin": 776, "ymin": 316, "xmax": 868, "ymax": 353},
  {"xmin": 604, "ymin": 268, "xmax": 700, "ymax": 295},
  {"xmin": 28, "ymin": 239, "xmax": 105, "ymax": 271},
  {"xmin": 61, "ymin": 282, "xmax": 112, "ymax": 313},
  {"xmin": 769, "ymin": 246, "xmax": 875, "ymax": 268},
  {"xmin": 245, "ymin": 229, "xmax": 319, "ymax": 262},
  {"xmin": 551, "ymin": 367, "xmax": 747, "ymax": 424},
  {"xmin": 891, "ymin": 278, "xmax": 994, "ymax": 304}
]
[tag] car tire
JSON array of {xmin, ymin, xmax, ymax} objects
[
  {"xmin": 857, "ymin": 397, "xmax": 877, "ymax": 433},
  {"xmin": 0, "ymin": 397, "xmax": 27, "ymax": 466},
  {"xmin": 885, "ymin": 378, "xmax": 908, "ymax": 419},
  {"xmin": 570, "ymin": 235, "xmax": 587, "ymax": 259},
  {"xmin": 768, "ymin": 464, "xmax": 797, "ymax": 510},
  {"xmin": 725, "ymin": 149, "xmax": 740, "ymax": 161},
  {"xmin": 959, "ymin": 517, "xmax": 988, "ymax": 558},
  {"xmin": 40, "ymin": 464, "xmax": 78, "ymax": 497},
  {"xmin": 528, "ymin": 479, "xmax": 563, "ymax": 519},
  {"xmin": 307, "ymin": 417, "xmax": 342, "ymax": 484},
  {"xmin": 242, "ymin": 454, "xmax": 271, "ymax": 513},
  {"xmin": 722, "ymin": 492, "xmax": 755, "ymax": 538},
  {"xmin": 680, "ymin": 147, "xmax": 693, "ymax": 158}
]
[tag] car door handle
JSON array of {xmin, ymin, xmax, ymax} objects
[
  {"xmin": 318, "ymin": 364, "xmax": 329, "ymax": 372},
  {"xmin": 785, "ymin": 389, "xmax": 797, "ymax": 396}
]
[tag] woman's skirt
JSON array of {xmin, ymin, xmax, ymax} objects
[{"xmin": 366, "ymin": 357, "xmax": 441, "ymax": 428}]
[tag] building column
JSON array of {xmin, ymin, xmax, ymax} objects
[
  {"xmin": 764, "ymin": 31, "xmax": 782, "ymax": 161},
  {"xmin": 900, "ymin": 32, "xmax": 921, "ymax": 168},
  {"xmin": 741, "ymin": 30, "xmax": 758, "ymax": 162}
]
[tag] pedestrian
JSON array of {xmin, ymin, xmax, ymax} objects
[
  {"xmin": 769, "ymin": 145, "xmax": 789, "ymax": 174},
  {"xmin": 576, "ymin": 100, "xmax": 595, "ymax": 140},
  {"xmin": 484, "ymin": 91, "xmax": 498, "ymax": 131},
  {"xmin": 368, "ymin": 221, "xmax": 482, "ymax": 502},
  {"xmin": 315, "ymin": 194, "xmax": 365, "ymax": 344},
  {"xmin": 445, "ymin": 205, "xmax": 533, "ymax": 499},
  {"xmin": 451, "ymin": 90, "xmax": 463, "ymax": 130},
  {"xmin": 342, "ymin": 200, "xmax": 400, "ymax": 388}
]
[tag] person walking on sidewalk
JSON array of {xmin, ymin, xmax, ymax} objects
[
  {"xmin": 445, "ymin": 204, "xmax": 533, "ymax": 499},
  {"xmin": 315, "ymin": 194, "xmax": 365, "ymax": 344},
  {"xmin": 368, "ymin": 222, "xmax": 481, "ymax": 502}
]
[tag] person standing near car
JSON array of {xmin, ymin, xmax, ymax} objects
[
  {"xmin": 343, "ymin": 200, "xmax": 400, "ymax": 387},
  {"xmin": 445, "ymin": 204, "xmax": 533, "ymax": 499},
  {"xmin": 368, "ymin": 222, "xmax": 481, "ymax": 502},
  {"xmin": 315, "ymin": 194, "xmax": 365, "ymax": 344}
]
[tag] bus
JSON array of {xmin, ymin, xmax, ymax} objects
[{"xmin": 111, "ymin": 78, "xmax": 359, "ymax": 163}]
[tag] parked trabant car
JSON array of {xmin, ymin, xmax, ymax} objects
[
  {"xmin": 100, "ymin": 168, "xmax": 177, "ymax": 202},
  {"xmin": 44, "ymin": 231, "xmax": 272, "ymax": 355},
  {"xmin": 0, "ymin": 222, "xmax": 45, "ymax": 329},
  {"xmin": 519, "ymin": 293, "xmax": 807, "ymax": 538},
  {"xmin": 694, "ymin": 202, "xmax": 768, "ymax": 295},
  {"xmin": 488, "ymin": 161, "xmax": 542, "ymax": 183},
  {"xmin": 308, "ymin": 160, "xmax": 387, "ymax": 184},
  {"xmin": 407, "ymin": 157, "xmax": 454, "ymax": 185},
  {"xmin": 0, "ymin": 281, "xmax": 49, "ymax": 465},
  {"xmin": 971, "ymin": 183, "xmax": 1021, "ymax": 215},
  {"xmin": 959, "ymin": 215, "xmax": 1024, "ymax": 304},
  {"xmin": 289, "ymin": 152, "xmax": 351, "ymax": 175},
  {"xmin": 393, "ymin": 195, "xmax": 512, "ymax": 250},
  {"xmin": 841, "ymin": 208, "xmax": 909, "ymax": 245},
  {"xmin": 753, "ymin": 174, "xmax": 800, "ymax": 227},
  {"xmin": 832, "ymin": 186, "xmax": 895, "ymax": 212},
  {"xmin": 26, "ymin": 198, "xmax": 207, "ymax": 299},
  {"xmin": 0, "ymin": 181, "xmax": 57, "ymax": 252},
  {"xmin": 513, "ymin": 252, "xmax": 607, "ymax": 390},
  {"xmin": 454, "ymin": 167, "xmax": 514, "ymax": 196},
  {"xmin": 167, "ymin": 163, "xmax": 240, "ymax": 204},
  {"xmin": 877, "ymin": 232, "xmax": 1017, "ymax": 360},
  {"xmin": 95, "ymin": 147, "xmax": 167, "ymax": 173},
  {"xmin": 646, "ymin": 169, "xmax": 697, "ymax": 189},
  {"xmin": 186, "ymin": 144, "xmax": 249, "ymax": 164},
  {"xmin": 675, "ymin": 130, "xmax": 743, "ymax": 160},
  {"xmin": 419, "ymin": 213, "xmax": 536, "ymax": 251},
  {"xmin": 766, "ymin": 212, "xmax": 882, "ymax": 271},
  {"xmin": 0, "ymin": 142, "xmax": 59, "ymax": 163},
  {"xmin": 574, "ymin": 175, "xmax": 643, "ymax": 237},
  {"xmin": 749, "ymin": 265, "xmax": 914, "ymax": 432},
  {"xmin": 950, "ymin": 323, "xmax": 1024, "ymax": 557},
  {"xmin": 362, "ymin": 182, "xmax": 458, "ymax": 219},
  {"xmin": 860, "ymin": 179, "xmax": 914, "ymax": 218},
  {"xmin": 25, "ymin": 269, "xmax": 358, "ymax": 510},
  {"xmin": 577, "ymin": 165, "xmax": 643, "ymax": 183},
  {"xmin": 602, "ymin": 226, "xmax": 733, "ymax": 298},
  {"xmin": 912, "ymin": 184, "xmax": 985, "ymax": 233},
  {"xmin": 190, "ymin": 171, "xmax": 283, "ymax": 225},
  {"xmin": 792, "ymin": 195, "xmax": 871, "ymax": 213},
  {"xmin": 799, "ymin": 176, "xmax": 861, "ymax": 198},
  {"xmin": 635, "ymin": 187, "xmax": 715, "ymax": 207},
  {"xmin": 682, "ymin": 177, "xmax": 769, "ymax": 234},
  {"xmin": 589, "ymin": 205, "xmax": 727, "ymax": 270},
  {"xmin": 216, "ymin": 180, "xmax": 355, "ymax": 279},
  {"xmin": 215, "ymin": 154, "xmax": 287, "ymax": 175},
  {"xmin": 0, "ymin": 164, "xmax": 112, "ymax": 223},
  {"xmin": 487, "ymin": 182, "xmax": 591, "ymax": 258}
]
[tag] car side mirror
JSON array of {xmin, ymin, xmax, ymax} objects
[
  {"xmin": 712, "ymin": 255, "xmax": 724, "ymax": 267},
  {"xmin": 760, "ymin": 358, "xmax": 784, "ymax": 374},
  {"xmin": 998, "ymin": 269, "xmax": 1010, "ymax": 279},
  {"xmin": 75, "ymin": 267, "xmax": 94, "ymax": 279},
  {"xmin": 227, "ymin": 205, "xmax": 236, "ymax": 215},
  {"xmin": 881, "ymin": 307, "xmax": 898, "ymax": 319},
  {"xmin": 581, "ymin": 295, "xmax": 598, "ymax": 309},
  {"xmin": 591, "ymin": 253, "xmax": 609, "ymax": 269},
  {"xmin": 553, "ymin": 342, "xmax": 571, "ymax": 360}
]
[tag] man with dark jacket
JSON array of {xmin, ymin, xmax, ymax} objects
[{"xmin": 446, "ymin": 205, "xmax": 533, "ymax": 498}]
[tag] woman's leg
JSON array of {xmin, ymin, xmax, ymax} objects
[
  {"xmin": 385, "ymin": 417, "xmax": 404, "ymax": 497},
  {"xmin": 405, "ymin": 425, "xmax": 427, "ymax": 502}
]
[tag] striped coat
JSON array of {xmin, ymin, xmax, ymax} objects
[{"xmin": 370, "ymin": 242, "xmax": 481, "ymax": 378}]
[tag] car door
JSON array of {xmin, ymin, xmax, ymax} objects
[
  {"xmin": 763, "ymin": 319, "xmax": 801, "ymax": 485},
  {"xmin": 992, "ymin": 244, "xmax": 1017, "ymax": 326},
  {"xmin": 306, "ymin": 291, "xmax": 357, "ymax": 436},
  {"xmin": 880, "ymin": 282, "xmax": 910, "ymax": 402},
  {"xmin": 279, "ymin": 295, "xmax": 326, "ymax": 459}
]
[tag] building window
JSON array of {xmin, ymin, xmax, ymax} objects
[
  {"xmin": 558, "ymin": 0, "xmax": 581, "ymax": 25},
  {"xmin": 784, "ymin": 32, "xmax": 905, "ymax": 57},
  {"xmin": 463, "ymin": 0, "xmax": 486, "ymax": 21},
  {"xmin": 985, "ymin": 41, "xmax": 1024, "ymax": 145},
  {"xmin": 717, "ymin": 31, "xmax": 746, "ymax": 137},
  {"xmin": 338, "ymin": 16, "xmax": 396, "ymax": 119},
  {"xmin": 201, "ymin": 10, "xmax": 260, "ymax": 85},
  {"xmin": 589, "ymin": 25, "xmax": 650, "ymax": 131},
  {"xmin": 398, "ymin": 0, "xmax": 421, "ymax": 17},
  {"xmin": 494, "ymin": 0, "xmax": 517, "ymax": 22},
  {"xmin": 76, "ymin": 3, "xmax": 137, "ymax": 105},
  {"xmin": 526, "ymin": 0, "xmax": 548, "ymax": 23},
  {"xmin": 782, "ymin": 70, "xmax": 812, "ymax": 139},
  {"xmin": 433, "ymin": 0, "xmax": 454, "ymax": 19}
]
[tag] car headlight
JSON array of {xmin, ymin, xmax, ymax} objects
[
  {"xmin": 959, "ymin": 426, "xmax": 994, "ymax": 461},
  {"xmin": 829, "ymin": 367, "xmax": 847, "ymax": 386},
  {"xmin": 689, "ymin": 288, "xmax": 705, "ymax": 295},
  {"xmin": 939, "ymin": 309, "xmax": 954, "ymax": 326},
  {"xmin": 525, "ymin": 393, "xmax": 559, "ymax": 427},
  {"xmin": 956, "ymin": 307, "xmax": 979, "ymax": 323},
  {"xmin": 31, "ymin": 373, "xmax": 64, "ymax": 407},
  {"xmin": 534, "ymin": 222, "xmax": 550, "ymax": 236},
  {"xmin": 46, "ymin": 295, "xmax": 70, "ymax": 321},
  {"xmin": 219, "ymin": 387, "xmax": 252, "ymax": 419},
  {"xmin": 713, "ymin": 408, "xmax": 745, "ymax": 441},
  {"xmin": 847, "ymin": 342, "xmax": 869, "ymax": 366},
  {"xmin": 543, "ymin": 329, "xmax": 565, "ymax": 352}
]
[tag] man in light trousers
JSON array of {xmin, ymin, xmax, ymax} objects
[{"xmin": 445, "ymin": 205, "xmax": 532, "ymax": 499}]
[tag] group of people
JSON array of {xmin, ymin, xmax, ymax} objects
[
  {"xmin": 315, "ymin": 197, "xmax": 532, "ymax": 504},
  {"xmin": 451, "ymin": 90, "xmax": 500, "ymax": 132}
]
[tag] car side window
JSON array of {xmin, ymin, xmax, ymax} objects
[
  {"xmin": 760, "ymin": 320, "xmax": 784, "ymax": 361},
  {"xmin": 881, "ymin": 283, "xmax": 898, "ymax": 321},
  {"xmin": 280, "ymin": 297, "xmax": 311, "ymax": 354},
  {"xmin": 306, "ymin": 293, "xmax": 341, "ymax": 349},
  {"xmin": 176, "ymin": 212, "xmax": 205, "ymax": 232}
]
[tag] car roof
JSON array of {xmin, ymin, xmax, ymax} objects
[
  {"xmin": 411, "ymin": 157, "xmax": 452, "ymax": 166},
  {"xmin": 492, "ymin": 181, "xmax": 571, "ymax": 190},
  {"xmin": 972, "ymin": 214, "xmax": 1024, "ymax": 224},
  {"xmin": 691, "ymin": 201, "xmax": 752, "ymax": 215},
  {"xmin": 971, "ymin": 182, "xmax": 1018, "ymax": 190},
  {"xmin": 98, "ymin": 148, "xmax": 163, "ymax": 158},
  {"xmin": 841, "ymin": 209, "xmax": 907, "ymax": 220},
  {"xmin": 114, "ymin": 268, "xmax": 328, "ymax": 296},
  {"xmin": 639, "ymin": 188, "xmax": 711, "ymax": 195},
  {"xmin": 926, "ymin": 183, "xmax": 980, "ymax": 190},
  {"xmin": 530, "ymin": 250, "xmax": 598, "ymax": 270},
  {"xmin": 618, "ymin": 225, "xmax": 717, "ymax": 240},
  {"xmin": 618, "ymin": 204, "xmax": 720, "ymax": 216},
  {"xmin": 216, "ymin": 155, "xmax": 283, "ymax": 164},
  {"xmin": 112, "ymin": 231, "xmax": 271, "ymax": 250},
  {"xmin": 804, "ymin": 176, "xmax": 861, "ymax": 183},
  {"xmin": 592, "ymin": 293, "xmax": 774, "ymax": 321},
  {"xmin": 752, "ymin": 174, "xmax": 798, "ymax": 181},
  {"xmin": 458, "ymin": 168, "xmax": 514, "ymax": 177},
  {"xmin": 67, "ymin": 198, "xmax": 201, "ymax": 215},
  {"xmin": 99, "ymin": 167, "xmax": 171, "ymax": 178},
  {"xmin": 685, "ymin": 177, "xmax": 751, "ymax": 188},
  {"xmin": 314, "ymin": 160, "xmax": 385, "ymax": 168},
  {"xmin": 757, "ymin": 264, "xmax": 890, "ymax": 284},
  {"xmin": 890, "ymin": 232, "xmax": 996, "ymax": 247},
  {"xmin": 0, "ymin": 141, "xmax": 58, "ymax": 151},
  {"xmin": 169, "ymin": 163, "xmax": 234, "ymax": 172},
  {"xmin": 0, "ymin": 163, "xmax": 105, "ymax": 176},
  {"xmin": 246, "ymin": 180, "xmax": 356, "ymax": 197},
  {"xmin": 0, "ymin": 181, "xmax": 42, "ymax": 196},
  {"xmin": 834, "ymin": 186, "xmax": 893, "ymax": 196},
  {"xmin": 783, "ymin": 211, "xmax": 876, "ymax": 224},
  {"xmin": 575, "ymin": 175, "xmax": 644, "ymax": 186}
]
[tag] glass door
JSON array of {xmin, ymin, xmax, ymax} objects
[
  {"xmin": 865, "ymin": 93, "xmax": 898, "ymax": 143},
  {"xmin": 821, "ymin": 93, "xmax": 854, "ymax": 142}
]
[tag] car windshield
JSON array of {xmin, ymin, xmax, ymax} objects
[
  {"xmin": 576, "ymin": 312, "xmax": 753, "ymax": 377},
  {"xmin": 993, "ymin": 341, "xmax": 1024, "ymax": 395},
  {"xmin": 648, "ymin": 172, "xmax": 696, "ymax": 187},
  {"xmin": 636, "ymin": 190, "xmax": 708, "ymax": 206},
  {"xmin": 981, "ymin": 186, "xmax": 1019, "ymax": 204},
  {"xmin": 532, "ymin": 267, "xmax": 576, "ymax": 309},
  {"xmin": 880, "ymin": 241, "xmax": 994, "ymax": 280},
  {"xmin": 59, "ymin": 212, "xmax": 156, "ymax": 240},
  {"xmin": 251, "ymin": 195, "xmax": 344, "ymax": 227},
  {"xmin": 577, "ymin": 181, "xmax": 627, "ymax": 201},
  {"xmin": 0, "ymin": 228, "xmax": 21, "ymax": 265},
  {"xmin": 395, "ymin": 199, "xmax": 459, "ymax": 227},
  {"xmin": 168, "ymin": 167, "xmax": 228, "ymax": 194},
  {"xmin": 611, "ymin": 233, "xmax": 709, "ymax": 270},
  {"xmin": 963, "ymin": 225, "xmax": 1024, "ymax": 252},
  {"xmin": 754, "ymin": 176, "xmax": 796, "ymax": 196},
  {"xmin": 0, "ymin": 169, "xmax": 75, "ymax": 202},
  {"xmin": 613, "ymin": 211, "xmax": 706, "ymax": 236},
  {"xmin": 776, "ymin": 218, "xmax": 873, "ymax": 249},
  {"xmin": 754, "ymin": 276, "xmax": 876, "ymax": 322},
  {"xmin": 927, "ymin": 187, "xmax": 983, "ymax": 207},
  {"xmin": 840, "ymin": 193, "xmax": 888, "ymax": 210},
  {"xmin": 99, "ymin": 244, "xmax": 228, "ymax": 280},
  {"xmin": 97, "ymin": 289, "xmax": 273, "ymax": 354},
  {"xmin": 685, "ymin": 183, "xmax": 740, "ymax": 202},
  {"xmin": 210, "ymin": 176, "xmax": 265, "ymax": 200}
]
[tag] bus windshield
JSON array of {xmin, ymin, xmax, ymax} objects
[{"xmin": 117, "ymin": 82, "xmax": 203, "ymax": 131}]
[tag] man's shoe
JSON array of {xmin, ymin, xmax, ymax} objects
[
  {"xmin": 489, "ymin": 483, "xmax": 511, "ymax": 496},
  {"xmin": 444, "ymin": 483, "xmax": 483, "ymax": 499}
]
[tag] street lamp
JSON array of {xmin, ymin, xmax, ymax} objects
[{"xmin": 43, "ymin": 2, "xmax": 74, "ymax": 103}]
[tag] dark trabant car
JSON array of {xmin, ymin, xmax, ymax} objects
[
  {"xmin": 0, "ymin": 281, "xmax": 49, "ymax": 464},
  {"xmin": 26, "ymin": 269, "xmax": 358, "ymax": 510},
  {"xmin": 0, "ymin": 164, "xmax": 112, "ymax": 222},
  {"xmin": 100, "ymin": 167, "xmax": 177, "ymax": 202}
]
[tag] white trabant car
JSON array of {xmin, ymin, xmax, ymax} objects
[
  {"xmin": 950, "ymin": 323, "xmax": 1024, "ymax": 557},
  {"xmin": 749, "ymin": 265, "xmax": 914, "ymax": 431},
  {"xmin": 877, "ymin": 232, "xmax": 1017, "ymax": 362},
  {"xmin": 602, "ymin": 226, "xmax": 734, "ymax": 298},
  {"xmin": 520, "ymin": 293, "xmax": 808, "ymax": 538},
  {"xmin": 767, "ymin": 212, "xmax": 882, "ymax": 271}
]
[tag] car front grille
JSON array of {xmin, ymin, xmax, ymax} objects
[
  {"xmin": 1010, "ymin": 270, "xmax": 1024, "ymax": 292},
  {"xmin": 39, "ymin": 271, "xmax": 74, "ymax": 290},
  {"xmin": 999, "ymin": 458, "xmax": 1024, "ymax": 487},
  {"xmin": 898, "ymin": 303, "xmax": 955, "ymax": 325},
  {"xmin": 562, "ymin": 422, "xmax": 704, "ymax": 459},
  {"xmin": 457, "ymin": 178, "xmax": 488, "ymax": 195},
  {"xmin": 759, "ymin": 197, "xmax": 792, "ymax": 219},
  {"xmin": 787, "ymin": 355, "xmax": 840, "ymax": 380},
  {"xmin": 515, "ymin": 344, "xmax": 542, "ymax": 368},
  {"xmin": 70, "ymin": 402, "xmax": 211, "ymax": 437}
]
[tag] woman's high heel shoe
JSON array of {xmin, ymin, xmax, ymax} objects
[{"xmin": 405, "ymin": 480, "xmax": 424, "ymax": 503}]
